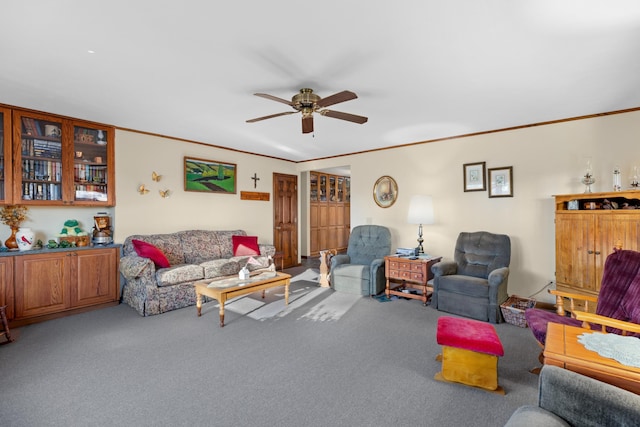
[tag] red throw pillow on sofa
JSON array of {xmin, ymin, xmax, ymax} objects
[
  {"xmin": 232, "ymin": 235, "xmax": 260, "ymax": 256},
  {"xmin": 132, "ymin": 239, "xmax": 170, "ymax": 268}
]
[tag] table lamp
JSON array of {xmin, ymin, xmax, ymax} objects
[{"xmin": 407, "ymin": 195, "xmax": 434, "ymax": 254}]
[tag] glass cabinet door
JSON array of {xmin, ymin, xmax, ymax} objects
[
  {"xmin": 337, "ymin": 177, "xmax": 344, "ymax": 202},
  {"xmin": 319, "ymin": 174, "xmax": 327, "ymax": 201},
  {"xmin": 73, "ymin": 125, "xmax": 109, "ymax": 203},
  {"xmin": 16, "ymin": 112, "xmax": 64, "ymax": 203},
  {"xmin": 310, "ymin": 172, "xmax": 318, "ymax": 202},
  {"xmin": 345, "ymin": 177, "xmax": 350, "ymax": 202},
  {"xmin": 0, "ymin": 107, "xmax": 11, "ymax": 202},
  {"xmin": 329, "ymin": 176, "xmax": 336, "ymax": 201}
]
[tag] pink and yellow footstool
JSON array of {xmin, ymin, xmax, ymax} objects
[{"xmin": 435, "ymin": 316, "xmax": 505, "ymax": 394}]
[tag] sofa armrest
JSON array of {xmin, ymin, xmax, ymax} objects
[
  {"xmin": 538, "ymin": 365, "xmax": 640, "ymax": 426},
  {"xmin": 259, "ymin": 244, "xmax": 276, "ymax": 257},
  {"xmin": 431, "ymin": 260, "xmax": 457, "ymax": 276},
  {"xmin": 119, "ymin": 254, "xmax": 155, "ymax": 281}
]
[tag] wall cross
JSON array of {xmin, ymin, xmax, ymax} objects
[{"xmin": 251, "ymin": 173, "xmax": 260, "ymax": 188}]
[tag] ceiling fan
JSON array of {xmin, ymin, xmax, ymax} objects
[{"xmin": 246, "ymin": 88, "xmax": 368, "ymax": 134}]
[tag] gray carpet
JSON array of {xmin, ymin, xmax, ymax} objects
[{"xmin": 0, "ymin": 278, "xmax": 541, "ymax": 427}]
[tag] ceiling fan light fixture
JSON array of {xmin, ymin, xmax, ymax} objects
[{"xmin": 247, "ymin": 88, "xmax": 368, "ymax": 133}]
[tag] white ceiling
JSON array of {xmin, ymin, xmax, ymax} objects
[{"xmin": 2, "ymin": 1, "xmax": 640, "ymax": 162}]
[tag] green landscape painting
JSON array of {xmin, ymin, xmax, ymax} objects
[{"xmin": 184, "ymin": 157, "xmax": 237, "ymax": 194}]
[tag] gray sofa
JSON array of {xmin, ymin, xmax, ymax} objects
[
  {"xmin": 505, "ymin": 365, "xmax": 640, "ymax": 427},
  {"xmin": 119, "ymin": 230, "xmax": 275, "ymax": 316}
]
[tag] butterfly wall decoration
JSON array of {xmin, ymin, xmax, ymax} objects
[{"xmin": 137, "ymin": 184, "xmax": 150, "ymax": 195}]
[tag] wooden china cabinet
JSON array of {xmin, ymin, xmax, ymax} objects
[
  {"xmin": 0, "ymin": 105, "xmax": 119, "ymax": 326},
  {"xmin": 0, "ymin": 106, "xmax": 13, "ymax": 203},
  {"xmin": 555, "ymin": 191, "xmax": 640, "ymax": 298},
  {"xmin": 309, "ymin": 171, "xmax": 350, "ymax": 257},
  {"xmin": 11, "ymin": 108, "xmax": 115, "ymax": 206}
]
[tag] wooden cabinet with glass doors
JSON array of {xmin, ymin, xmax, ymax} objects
[
  {"xmin": 0, "ymin": 107, "xmax": 13, "ymax": 204},
  {"xmin": 9, "ymin": 108, "xmax": 114, "ymax": 206},
  {"xmin": 310, "ymin": 171, "xmax": 350, "ymax": 257}
]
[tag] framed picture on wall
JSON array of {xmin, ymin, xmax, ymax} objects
[
  {"xmin": 488, "ymin": 166, "xmax": 513, "ymax": 198},
  {"xmin": 184, "ymin": 156, "xmax": 237, "ymax": 194},
  {"xmin": 463, "ymin": 162, "xmax": 486, "ymax": 192},
  {"xmin": 373, "ymin": 175, "xmax": 398, "ymax": 208}
]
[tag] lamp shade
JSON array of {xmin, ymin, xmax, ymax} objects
[{"xmin": 407, "ymin": 195, "xmax": 435, "ymax": 225}]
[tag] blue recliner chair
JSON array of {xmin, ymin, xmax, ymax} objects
[
  {"xmin": 431, "ymin": 231, "xmax": 511, "ymax": 323},
  {"xmin": 330, "ymin": 225, "xmax": 392, "ymax": 296}
]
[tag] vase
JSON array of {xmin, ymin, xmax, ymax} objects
[
  {"xmin": 4, "ymin": 227, "xmax": 19, "ymax": 250},
  {"xmin": 16, "ymin": 227, "xmax": 35, "ymax": 251}
]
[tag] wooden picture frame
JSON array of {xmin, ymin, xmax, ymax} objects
[
  {"xmin": 373, "ymin": 175, "xmax": 398, "ymax": 208},
  {"xmin": 184, "ymin": 156, "xmax": 237, "ymax": 194},
  {"xmin": 463, "ymin": 162, "xmax": 486, "ymax": 192},
  {"xmin": 488, "ymin": 166, "xmax": 513, "ymax": 198}
]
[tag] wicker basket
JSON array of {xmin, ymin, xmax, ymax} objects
[{"xmin": 500, "ymin": 295, "xmax": 536, "ymax": 327}]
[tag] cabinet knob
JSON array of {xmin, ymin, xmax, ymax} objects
[
  {"xmin": 587, "ymin": 250, "xmax": 594, "ymax": 254},
  {"xmin": 594, "ymin": 251, "xmax": 601, "ymax": 255}
]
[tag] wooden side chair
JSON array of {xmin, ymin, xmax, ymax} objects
[
  {"xmin": 0, "ymin": 305, "xmax": 15, "ymax": 344},
  {"xmin": 524, "ymin": 249, "xmax": 640, "ymax": 370}
]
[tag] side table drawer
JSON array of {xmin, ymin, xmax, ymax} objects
[
  {"xmin": 388, "ymin": 269, "xmax": 409, "ymax": 279},
  {"xmin": 388, "ymin": 269, "xmax": 422, "ymax": 282},
  {"xmin": 410, "ymin": 272, "xmax": 424, "ymax": 282}
]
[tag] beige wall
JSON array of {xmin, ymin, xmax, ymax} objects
[
  {"xmin": 297, "ymin": 110, "xmax": 640, "ymax": 302},
  {"xmin": 112, "ymin": 130, "xmax": 297, "ymax": 244},
  {"xmin": 15, "ymin": 110, "xmax": 640, "ymax": 303}
]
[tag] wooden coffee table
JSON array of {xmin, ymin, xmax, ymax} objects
[
  {"xmin": 544, "ymin": 322, "xmax": 640, "ymax": 394},
  {"xmin": 195, "ymin": 272, "xmax": 291, "ymax": 327}
]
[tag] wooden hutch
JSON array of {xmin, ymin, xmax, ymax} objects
[
  {"xmin": 309, "ymin": 171, "xmax": 350, "ymax": 257},
  {"xmin": 554, "ymin": 190, "xmax": 640, "ymax": 298},
  {"xmin": 0, "ymin": 105, "xmax": 120, "ymax": 326}
]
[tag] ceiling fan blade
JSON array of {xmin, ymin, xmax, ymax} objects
[
  {"xmin": 302, "ymin": 115, "xmax": 314, "ymax": 134},
  {"xmin": 254, "ymin": 93, "xmax": 294, "ymax": 106},
  {"xmin": 320, "ymin": 109, "xmax": 368, "ymax": 124},
  {"xmin": 316, "ymin": 90, "xmax": 358, "ymax": 108},
  {"xmin": 246, "ymin": 111, "xmax": 296, "ymax": 123}
]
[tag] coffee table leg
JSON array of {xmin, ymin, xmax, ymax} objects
[
  {"xmin": 196, "ymin": 292, "xmax": 202, "ymax": 317},
  {"xmin": 219, "ymin": 302, "xmax": 225, "ymax": 327},
  {"xmin": 285, "ymin": 280, "xmax": 290, "ymax": 305}
]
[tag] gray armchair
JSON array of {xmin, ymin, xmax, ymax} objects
[
  {"xmin": 431, "ymin": 231, "xmax": 510, "ymax": 323},
  {"xmin": 330, "ymin": 225, "xmax": 392, "ymax": 296}
]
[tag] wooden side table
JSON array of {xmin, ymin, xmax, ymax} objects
[
  {"xmin": 385, "ymin": 255, "xmax": 442, "ymax": 305},
  {"xmin": 544, "ymin": 322, "xmax": 640, "ymax": 395}
]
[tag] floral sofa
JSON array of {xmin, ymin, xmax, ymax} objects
[{"xmin": 119, "ymin": 229, "xmax": 275, "ymax": 316}]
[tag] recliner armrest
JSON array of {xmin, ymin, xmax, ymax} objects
[
  {"xmin": 431, "ymin": 260, "xmax": 457, "ymax": 276},
  {"xmin": 488, "ymin": 266, "xmax": 509, "ymax": 287},
  {"xmin": 370, "ymin": 258, "xmax": 384, "ymax": 270},
  {"xmin": 331, "ymin": 254, "xmax": 350, "ymax": 269}
]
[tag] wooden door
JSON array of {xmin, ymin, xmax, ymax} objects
[
  {"xmin": 14, "ymin": 252, "xmax": 70, "ymax": 318},
  {"xmin": 273, "ymin": 173, "xmax": 298, "ymax": 269},
  {"xmin": 0, "ymin": 257, "xmax": 14, "ymax": 319},
  {"xmin": 596, "ymin": 213, "xmax": 640, "ymax": 289},
  {"xmin": 555, "ymin": 213, "xmax": 596, "ymax": 293},
  {"xmin": 70, "ymin": 248, "xmax": 119, "ymax": 308}
]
